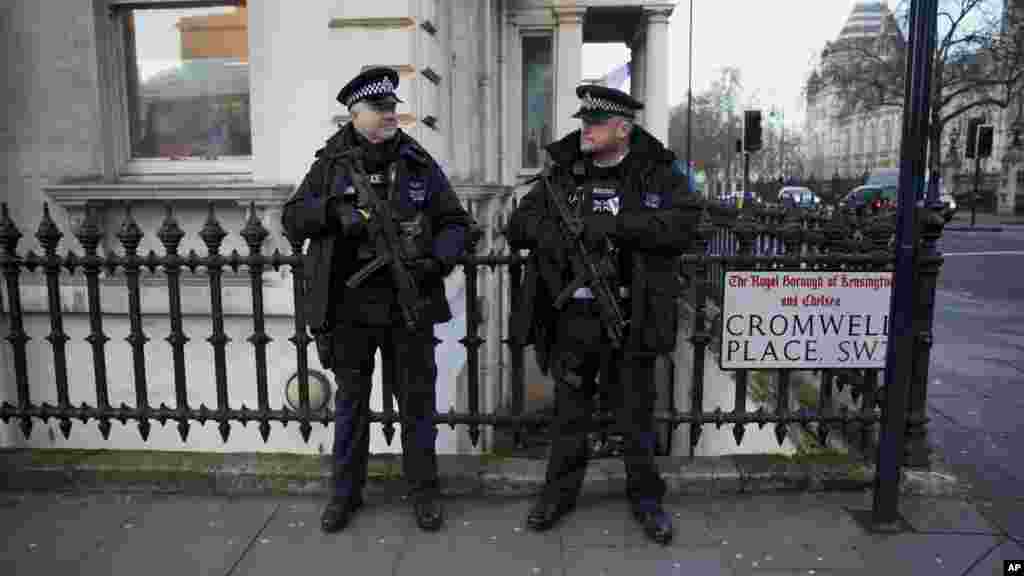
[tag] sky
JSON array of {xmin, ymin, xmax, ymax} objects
[{"xmin": 582, "ymin": 0, "xmax": 871, "ymax": 130}]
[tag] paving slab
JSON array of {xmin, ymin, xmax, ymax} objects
[
  {"xmin": 562, "ymin": 545, "xmax": 731, "ymax": 576},
  {"xmin": 74, "ymin": 494, "xmax": 279, "ymax": 576},
  {"xmin": 898, "ymin": 497, "xmax": 1002, "ymax": 535},
  {"xmin": 704, "ymin": 494, "xmax": 869, "ymax": 572},
  {"xmin": 227, "ymin": 496, "xmax": 410, "ymax": 576},
  {"xmin": 558, "ymin": 495, "xmax": 635, "ymax": 549},
  {"xmin": 854, "ymin": 532, "xmax": 1001, "ymax": 574},
  {"xmin": 0, "ymin": 492, "xmax": 155, "ymax": 575},
  {"xmin": 395, "ymin": 497, "xmax": 563, "ymax": 576},
  {"xmin": 964, "ymin": 539, "xmax": 1024, "ymax": 576},
  {"xmin": 973, "ymin": 499, "xmax": 1024, "ymax": 542},
  {"xmin": 5, "ymin": 488, "xmax": 1017, "ymax": 576}
]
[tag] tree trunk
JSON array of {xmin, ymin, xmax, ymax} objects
[
  {"xmin": 927, "ymin": 116, "xmax": 943, "ymax": 201},
  {"xmin": 926, "ymin": 50, "xmax": 945, "ymax": 201}
]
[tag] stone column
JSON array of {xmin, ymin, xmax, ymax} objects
[
  {"xmin": 554, "ymin": 5, "xmax": 586, "ymax": 139},
  {"xmin": 629, "ymin": 28, "xmax": 646, "ymax": 126},
  {"xmin": 999, "ymin": 119, "xmax": 1023, "ymax": 215},
  {"xmin": 643, "ymin": 6, "xmax": 673, "ymax": 144}
]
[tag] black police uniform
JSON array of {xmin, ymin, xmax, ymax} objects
[
  {"xmin": 506, "ymin": 85, "xmax": 700, "ymax": 545},
  {"xmin": 281, "ymin": 67, "xmax": 474, "ymax": 533}
]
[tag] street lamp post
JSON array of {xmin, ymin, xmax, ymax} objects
[
  {"xmin": 685, "ymin": 0, "xmax": 694, "ymax": 193},
  {"xmin": 872, "ymin": 0, "xmax": 939, "ymax": 528},
  {"xmin": 769, "ymin": 107, "xmax": 785, "ymax": 180}
]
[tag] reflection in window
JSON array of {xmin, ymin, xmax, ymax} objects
[
  {"xmin": 125, "ymin": 4, "xmax": 251, "ymax": 160},
  {"xmin": 522, "ymin": 35, "xmax": 553, "ymax": 169}
]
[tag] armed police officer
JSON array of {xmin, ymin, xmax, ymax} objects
[
  {"xmin": 282, "ymin": 67, "xmax": 474, "ymax": 534},
  {"xmin": 507, "ymin": 85, "xmax": 699, "ymax": 545}
]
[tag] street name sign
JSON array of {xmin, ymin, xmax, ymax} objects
[{"xmin": 720, "ymin": 271, "xmax": 893, "ymax": 369}]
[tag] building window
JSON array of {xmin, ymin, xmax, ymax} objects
[
  {"xmin": 521, "ymin": 34, "xmax": 553, "ymax": 169},
  {"xmin": 122, "ymin": 3, "xmax": 250, "ymax": 161}
]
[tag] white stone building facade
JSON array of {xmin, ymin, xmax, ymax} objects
[
  {"xmin": 0, "ymin": 0, "xmax": 686, "ymax": 455},
  {"xmin": 802, "ymin": 0, "xmax": 1019, "ymax": 197}
]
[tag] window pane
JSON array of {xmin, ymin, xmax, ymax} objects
[
  {"xmin": 127, "ymin": 4, "xmax": 251, "ymax": 160},
  {"xmin": 522, "ymin": 35, "xmax": 553, "ymax": 169}
]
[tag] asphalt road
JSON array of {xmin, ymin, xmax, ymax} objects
[{"xmin": 927, "ymin": 224, "xmax": 1024, "ymax": 540}]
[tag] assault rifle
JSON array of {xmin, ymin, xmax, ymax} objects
[
  {"xmin": 341, "ymin": 153, "xmax": 423, "ymax": 331},
  {"xmin": 542, "ymin": 170, "xmax": 628, "ymax": 349}
]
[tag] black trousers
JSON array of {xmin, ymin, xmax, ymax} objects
[
  {"xmin": 544, "ymin": 299, "xmax": 667, "ymax": 506},
  {"xmin": 330, "ymin": 322, "xmax": 439, "ymax": 503}
]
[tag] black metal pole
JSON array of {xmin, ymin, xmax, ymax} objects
[
  {"xmin": 743, "ymin": 151, "xmax": 750, "ymax": 205},
  {"xmin": 780, "ymin": 108, "xmax": 784, "ymax": 180},
  {"xmin": 686, "ymin": 0, "xmax": 694, "ymax": 193},
  {"xmin": 971, "ymin": 153, "xmax": 980, "ymax": 227},
  {"xmin": 872, "ymin": 0, "xmax": 938, "ymax": 527}
]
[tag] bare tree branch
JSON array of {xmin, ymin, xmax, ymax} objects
[
  {"xmin": 806, "ymin": 0, "xmax": 1024, "ymax": 170},
  {"xmin": 941, "ymin": 96, "xmax": 1012, "ymax": 125}
]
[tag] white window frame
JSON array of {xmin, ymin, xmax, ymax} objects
[
  {"xmin": 97, "ymin": 0, "xmax": 252, "ymax": 182},
  {"xmin": 518, "ymin": 30, "xmax": 556, "ymax": 177},
  {"xmin": 508, "ymin": 6, "xmax": 556, "ymax": 181}
]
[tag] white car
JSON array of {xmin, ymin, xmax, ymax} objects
[{"xmin": 940, "ymin": 192, "xmax": 957, "ymax": 220}]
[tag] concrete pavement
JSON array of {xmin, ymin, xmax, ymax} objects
[
  {"xmin": 929, "ymin": 225, "xmax": 1024, "ymax": 546},
  {"xmin": 2, "ymin": 489, "xmax": 1022, "ymax": 576}
]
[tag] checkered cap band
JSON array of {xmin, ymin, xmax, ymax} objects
[
  {"xmin": 580, "ymin": 93, "xmax": 633, "ymax": 116},
  {"xmin": 346, "ymin": 77, "xmax": 397, "ymax": 107}
]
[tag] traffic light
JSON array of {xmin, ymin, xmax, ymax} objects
[
  {"xmin": 965, "ymin": 117, "xmax": 983, "ymax": 159},
  {"xmin": 977, "ymin": 125, "xmax": 994, "ymax": 158},
  {"xmin": 744, "ymin": 110, "xmax": 762, "ymax": 152}
]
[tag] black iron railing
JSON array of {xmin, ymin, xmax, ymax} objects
[
  {"xmin": 686, "ymin": 201, "xmax": 944, "ymax": 465},
  {"xmin": 0, "ymin": 199, "xmax": 943, "ymax": 468}
]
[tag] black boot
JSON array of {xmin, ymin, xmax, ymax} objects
[
  {"xmin": 526, "ymin": 494, "xmax": 575, "ymax": 532},
  {"xmin": 413, "ymin": 493, "xmax": 444, "ymax": 532},
  {"xmin": 631, "ymin": 500, "xmax": 673, "ymax": 545},
  {"xmin": 320, "ymin": 496, "xmax": 363, "ymax": 534}
]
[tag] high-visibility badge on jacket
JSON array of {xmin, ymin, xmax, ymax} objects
[
  {"xmin": 408, "ymin": 178, "xmax": 427, "ymax": 206},
  {"xmin": 592, "ymin": 187, "xmax": 621, "ymax": 215}
]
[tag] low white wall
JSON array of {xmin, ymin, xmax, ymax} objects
[
  {"xmin": 0, "ymin": 271, "xmax": 471, "ymax": 455},
  {"xmin": 673, "ymin": 299, "xmax": 797, "ymax": 457}
]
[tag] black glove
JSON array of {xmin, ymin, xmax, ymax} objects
[
  {"xmin": 336, "ymin": 201, "xmax": 372, "ymax": 238},
  {"xmin": 583, "ymin": 213, "xmax": 617, "ymax": 249}
]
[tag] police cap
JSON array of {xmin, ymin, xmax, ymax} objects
[
  {"xmin": 571, "ymin": 84, "xmax": 643, "ymax": 122},
  {"xmin": 336, "ymin": 67, "xmax": 405, "ymax": 109}
]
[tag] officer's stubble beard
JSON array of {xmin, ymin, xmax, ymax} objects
[
  {"xmin": 581, "ymin": 118, "xmax": 632, "ymax": 165},
  {"xmin": 350, "ymin": 101, "xmax": 399, "ymax": 143}
]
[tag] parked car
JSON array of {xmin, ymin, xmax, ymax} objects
[
  {"xmin": 864, "ymin": 167, "xmax": 956, "ymax": 221},
  {"xmin": 939, "ymin": 192, "xmax": 957, "ymax": 221},
  {"xmin": 778, "ymin": 186, "xmax": 819, "ymax": 209},
  {"xmin": 719, "ymin": 190, "xmax": 759, "ymax": 208},
  {"xmin": 843, "ymin": 185, "xmax": 897, "ymax": 215}
]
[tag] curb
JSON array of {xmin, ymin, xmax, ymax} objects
[
  {"xmin": 944, "ymin": 226, "xmax": 1004, "ymax": 232},
  {"xmin": 0, "ymin": 449, "xmax": 964, "ymax": 499}
]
